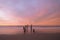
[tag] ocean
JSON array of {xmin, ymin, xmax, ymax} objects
[{"xmin": 0, "ymin": 26, "xmax": 60, "ymax": 34}]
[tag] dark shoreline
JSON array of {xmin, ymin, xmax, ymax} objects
[{"xmin": 0, "ymin": 33, "xmax": 60, "ymax": 40}]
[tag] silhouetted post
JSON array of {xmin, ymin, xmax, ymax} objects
[
  {"xmin": 30, "ymin": 25, "xmax": 32, "ymax": 33},
  {"xmin": 25, "ymin": 25, "xmax": 28, "ymax": 32},
  {"xmin": 33, "ymin": 29, "xmax": 35, "ymax": 33},
  {"xmin": 23, "ymin": 25, "xmax": 28, "ymax": 34},
  {"xmin": 23, "ymin": 26, "xmax": 26, "ymax": 34}
]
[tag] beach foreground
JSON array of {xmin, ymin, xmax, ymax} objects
[{"xmin": 0, "ymin": 32, "xmax": 60, "ymax": 40}]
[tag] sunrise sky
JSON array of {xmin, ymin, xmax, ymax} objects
[{"xmin": 0, "ymin": 0, "xmax": 60, "ymax": 25}]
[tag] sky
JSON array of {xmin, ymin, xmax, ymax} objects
[{"xmin": 0, "ymin": 0, "xmax": 60, "ymax": 25}]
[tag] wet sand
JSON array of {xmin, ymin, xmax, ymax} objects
[{"xmin": 0, "ymin": 32, "xmax": 60, "ymax": 40}]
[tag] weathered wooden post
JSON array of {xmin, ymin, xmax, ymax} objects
[
  {"xmin": 23, "ymin": 25, "xmax": 28, "ymax": 34},
  {"xmin": 30, "ymin": 25, "xmax": 32, "ymax": 33}
]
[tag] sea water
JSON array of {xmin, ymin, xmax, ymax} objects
[{"xmin": 0, "ymin": 26, "xmax": 60, "ymax": 34}]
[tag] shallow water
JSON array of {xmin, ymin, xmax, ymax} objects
[{"xmin": 0, "ymin": 26, "xmax": 60, "ymax": 34}]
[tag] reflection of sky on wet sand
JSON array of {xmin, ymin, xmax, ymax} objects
[{"xmin": 0, "ymin": 27, "xmax": 60, "ymax": 34}]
